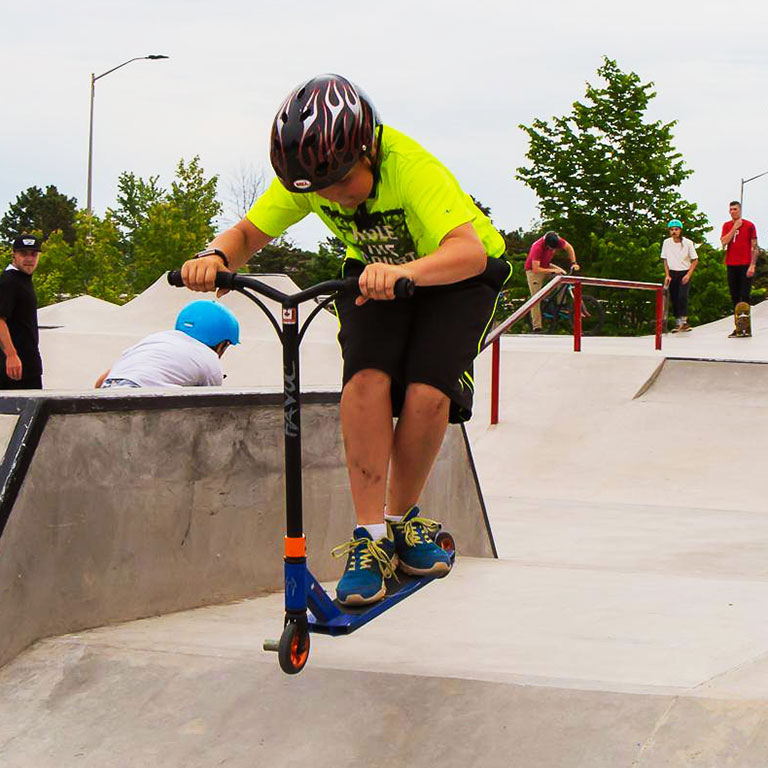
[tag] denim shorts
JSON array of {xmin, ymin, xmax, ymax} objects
[{"xmin": 101, "ymin": 378, "xmax": 140, "ymax": 389}]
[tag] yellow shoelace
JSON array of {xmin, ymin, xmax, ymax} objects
[
  {"xmin": 399, "ymin": 514, "xmax": 440, "ymax": 548},
  {"xmin": 332, "ymin": 536, "xmax": 397, "ymax": 580}
]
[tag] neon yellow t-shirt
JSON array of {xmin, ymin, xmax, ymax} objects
[{"xmin": 246, "ymin": 125, "xmax": 506, "ymax": 265}]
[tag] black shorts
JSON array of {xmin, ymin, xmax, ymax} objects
[
  {"xmin": 335, "ymin": 256, "xmax": 511, "ymax": 423},
  {"xmin": 0, "ymin": 372, "xmax": 42, "ymax": 390}
]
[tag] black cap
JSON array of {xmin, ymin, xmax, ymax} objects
[{"xmin": 12, "ymin": 234, "xmax": 42, "ymax": 251}]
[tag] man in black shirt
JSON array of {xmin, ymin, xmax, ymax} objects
[{"xmin": 0, "ymin": 235, "xmax": 43, "ymax": 389}]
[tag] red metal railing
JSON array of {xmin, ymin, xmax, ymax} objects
[{"xmin": 484, "ymin": 275, "xmax": 664, "ymax": 425}]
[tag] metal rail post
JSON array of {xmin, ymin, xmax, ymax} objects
[
  {"xmin": 655, "ymin": 287, "xmax": 663, "ymax": 351},
  {"xmin": 490, "ymin": 338, "xmax": 500, "ymax": 425},
  {"xmin": 573, "ymin": 282, "xmax": 583, "ymax": 352},
  {"xmin": 485, "ymin": 275, "xmax": 664, "ymax": 425}
]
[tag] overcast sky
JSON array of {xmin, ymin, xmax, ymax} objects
[{"xmin": 2, "ymin": 0, "xmax": 767, "ymax": 252}]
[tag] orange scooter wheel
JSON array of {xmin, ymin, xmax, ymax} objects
[
  {"xmin": 435, "ymin": 531, "xmax": 456, "ymax": 559},
  {"xmin": 278, "ymin": 620, "xmax": 310, "ymax": 674}
]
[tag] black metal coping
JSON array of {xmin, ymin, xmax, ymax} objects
[
  {"xmin": 0, "ymin": 388, "xmax": 341, "ymax": 416},
  {"xmin": 0, "ymin": 389, "xmax": 341, "ymax": 541},
  {"xmin": 664, "ymin": 356, "xmax": 768, "ymax": 366}
]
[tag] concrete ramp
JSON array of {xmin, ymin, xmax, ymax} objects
[
  {"xmin": 468, "ymin": 344, "xmax": 768, "ymax": 513},
  {"xmin": 113, "ymin": 273, "xmax": 339, "ymax": 341},
  {"xmin": 37, "ymin": 294, "xmax": 120, "ymax": 328},
  {"xmin": 635, "ymin": 357, "xmax": 768, "ymax": 405},
  {"xmin": 38, "ymin": 274, "xmax": 343, "ymax": 390},
  {"xmin": 3, "ymin": 558, "xmax": 768, "ymax": 768},
  {"xmin": 6, "ymin": 302, "xmax": 768, "ymax": 766},
  {"xmin": 0, "ymin": 391, "xmax": 491, "ymax": 670}
]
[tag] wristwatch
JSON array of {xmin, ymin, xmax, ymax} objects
[{"xmin": 194, "ymin": 248, "xmax": 230, "ymax": 268}]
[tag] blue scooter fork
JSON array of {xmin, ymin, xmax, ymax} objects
[{"xmin": 281, "ymin": 535, "xmax": 344, "ymax": 626}]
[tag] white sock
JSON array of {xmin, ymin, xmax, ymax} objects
[
  {"xmin": 384, "ymin": 513, "xmax": 404, "ymax": 523},
  {"xmin": 362, "ymin": 523, "xmax": 387, "ymax": 540}
]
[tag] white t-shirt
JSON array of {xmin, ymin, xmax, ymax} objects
[
  {"xmin": 660, "ymin": 237, "xmax": 698, "ymax": 271},
  {"xmin": 105, "ymin": 330, "xmax": 223, "ymax": 388}
]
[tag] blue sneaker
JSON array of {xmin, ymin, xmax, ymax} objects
[
  {"xmin": 332, "ymin": 527, "xmax": 398, "ymax": 606},
  {"xmin": 390, "ymin": 507, "xmax": 452, "ymax": 577}
]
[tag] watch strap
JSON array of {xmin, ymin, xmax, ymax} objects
[{"xmin": 194, "ymin": 248, "xmax": 230, "ymax": 268}]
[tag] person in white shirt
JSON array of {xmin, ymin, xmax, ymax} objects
[
  {"xmin": 95, "ymin": 300, "xmax": 240, "ymax": 388},
  {"xmin": 661, "ymin": 219, "xmax": 698, "ymax": 333}
]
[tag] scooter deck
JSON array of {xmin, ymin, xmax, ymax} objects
[{"xmin": 308, "ymin": 571, "xmax": 443, "ymax": 636}]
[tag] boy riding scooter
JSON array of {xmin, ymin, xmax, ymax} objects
[{"xmin": 180, "ymin": 74, "xmax": 510, "ymax": 606}]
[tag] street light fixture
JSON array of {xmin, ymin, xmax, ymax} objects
[
  {"xmin": 740, "ymin": 170, "xmax": 768, "ymax": 209},
  {"xmin": 86, "ymin": 54, "xmax": 169, "ymax": 215}
]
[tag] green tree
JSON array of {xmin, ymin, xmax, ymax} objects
[
  {"xmin": 35, "ymin": 212, "xmax": 128, "ymax": 306},
  {"xmin": 242, "ymin": 235, "xmax": 344, "ymax": 288},
  {"xmin": 515, "ymin": 57, "xmax": 725, "ymax": 333},
  {"xmin": 35, "ymin": 230, "xmax": 73, "ymax": 304},
  {"xmin": 689, "ymin": 245, "xmax": 732, "ymax": 325},
  {"xmin": 307, "ymin": 237, "xmax": 345, "ymax": 284},
  {"xmin": 112, "ymin": 157, "xmax": 222, "ymax": 293},
  {"xmin": 109, "ymin": 172, "xmax": 165, "ymax": 265},
  {"xmin": 245, "ymin": 236, "xmax": 319, "ymax": 286},
  {"xmin": 1, "ymin": 185, "xmax": 78, "ymax": 244},
  {"xmin": 76, "ymin": 213, "xmax": 127, "ymax": 304},
  {"xmin": 167, "ymin": 156, "xmax": 221, "ymax": 235},
  {"xmin": 517, "ymin": 57, "xmax": 709, "ymax": 266}
]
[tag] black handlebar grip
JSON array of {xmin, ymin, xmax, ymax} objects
[
  {"xmin": 215, "ymin": 271, "xmax": 236, "ymax": 290},
  {"xmin": 166, "ymin": 269, "xmax": 237, "ymax": 291},
  {"xmin": 393, "ymin": 277, "xmax": 415, "ymax": 298}
]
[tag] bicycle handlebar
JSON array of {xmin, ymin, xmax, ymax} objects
[{"xmin": 166, "ymin": 270, "xmax": 415, "ymax": 303}]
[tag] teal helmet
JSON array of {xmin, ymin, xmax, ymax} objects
[
  {"xmin": 175, "ymin": 301, "xmax": 240, "ymax": 347},
  {"xmin": 667, "ymin": 219, "xmax": 683, "ymax": 229}
]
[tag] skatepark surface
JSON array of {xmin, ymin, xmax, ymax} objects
[{"xmin": 2, "ymin": 286, "xmax": 768, "ymax": 767}]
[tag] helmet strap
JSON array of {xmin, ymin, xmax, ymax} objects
[
  {"xmin": 367, "ymin": 124, "xmax": 384, "ymax": 200},
  {"xmin": 213, "ymin": 340, "xmax": 230, "ymax": 358}
]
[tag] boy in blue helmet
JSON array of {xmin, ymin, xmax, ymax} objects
[
  {"xmin": 95, "ymin": 300, "xmax": 240, "ymax": 388},
  {"xmin": 180, "ymin": 74, "xmax": 510, "ymax": 606}
]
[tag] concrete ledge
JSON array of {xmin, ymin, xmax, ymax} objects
[{"xmin": 0, "ymin": 392, "xmax": 491, "ymax": 669}]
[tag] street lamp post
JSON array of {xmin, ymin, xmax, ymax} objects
[
  {"xmin": 86, "ymin": 54, "xmax": 169, "ymax": 215},
  {"xmin": 740, "ymin": 170, "xmax": 768, "ymax": 209}
]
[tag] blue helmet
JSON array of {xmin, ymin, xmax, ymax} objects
[{"xmin": 175, "ymin": 301, "xmax": 240, "ymax": 347}]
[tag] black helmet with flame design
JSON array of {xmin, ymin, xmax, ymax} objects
[{"xmin": 270, "ymin": 74, "xmax": 379, "ymax": 193}]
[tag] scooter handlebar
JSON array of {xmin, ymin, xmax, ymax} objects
[
  {"xmin": 166, "ymin": 270, "xmax": 414, "ymax": 300},
  {"xmin": 393, "ymin": 277, "xmax": 415, "ymax": 298},
  {"xmin": 166, "ymin": 269, "xmax": 236, "ymax": 290},
  {"xmin": 332, "ymin": 276, "xmax": 414, "ymax": 299}
]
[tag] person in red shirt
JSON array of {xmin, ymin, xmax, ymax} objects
[
  {"xmin": 720, "ymin": 201, "xmax": 758, "ymax": 316},
  {"xmin": 524, "ymin": 231, "xmax": 579, "ymax": 332}
]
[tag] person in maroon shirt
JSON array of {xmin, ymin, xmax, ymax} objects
[
  {"xmin": 525, "ymin": 231, "xmax": 579, "ymax": 332},
  {"xmin": 720, "ymin": 201, "xmax": 758, "ymax": 317}
]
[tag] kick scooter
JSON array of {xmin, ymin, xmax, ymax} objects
[{"xmin": 168, "ymin": 270, "xmax": 456, "ymax": 674}]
